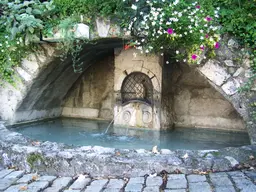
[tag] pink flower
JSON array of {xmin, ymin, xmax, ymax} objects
[
  {"xmin": 196, "ymin": 5, "xmax": 200, "ymax": 9},
  {"xmin": 205, "ymin": 34, "xmax": 209, "ymax": 38},
  {"xmin": 200, "ymin": 45, "xmax": 205, "ymax": 51},
  {"xmin": 215, "ymin": 42, "xmax": 220, "ymax": 49},
  {"xmin": 167, "ymin": 28, "xmax": 174, "ymax": 34},
  {"xmin": 205, "ymin": 16, "xmax": 212, "ymax": 22},
  {"xmin": 191, "ymin": 54, "xmax": 198, "ymax": 60}
]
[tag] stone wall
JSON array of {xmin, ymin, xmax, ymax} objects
[
  {"xmin": 62, "ymin": 54, "xmax": 115, "ymax": 120},
  {"xmin": 167, "ymin": 64, "xmax": 245, "ymax": 131}
]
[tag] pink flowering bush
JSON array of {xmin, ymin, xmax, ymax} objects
[{"xmin": 123, "ymin": 0, "xmax": 220, "ymax": 64}]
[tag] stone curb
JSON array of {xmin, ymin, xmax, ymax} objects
[{"xmin": 0, "ymin": 122, "xmax": 256, "ymax": 177}]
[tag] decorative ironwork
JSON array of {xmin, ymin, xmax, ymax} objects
[{"xmin": 121, "ymin": 72, "xmax": 153, "ymax": 104}]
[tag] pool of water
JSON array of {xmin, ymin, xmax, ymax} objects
[{"xmin": 10, "ymin": 118, "xmax": 250, "ymax": 150}]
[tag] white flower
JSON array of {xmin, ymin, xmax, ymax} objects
[
  {"xmin": 184, "ymin": 32, "xmax": 188, "ymax": 35},
  {"xmin": 152, "ymin": 21, "xmax": 156, "ymax": 26},
  {"xmin": 1, "ymin": 50, "xmax": 4, "ymax": 52},
  {"xmin": 173, "ymin": 0, "xmax": 179, "ymax": 5},
  {"xmin": 179, "ymin": 34, "xmax": 182, "ymax": 37},
  {"xmin": 176, "ymin": 60, "xmax": 179, "ymax": 62},
  {"xmin": 176, "ymin": 50, "xmax": 179, "ymax": 54},
  {"xmin": 200, "ymin": 36, "xmax": 204, "ymax": 40},
  {"xmin": 183, "ymin": 59, "xmax": 187, "ymax": 62},
  {"xmin": 200, "ymin": 29, "xmax": 204, "ymax": 33},
  {"xmin": 189, "ymin": 30, "xmax": 193, "ymax": 33},
  {"xmin": 161, "ymin": 53, "xmax": 164, "ymax": 56},
  {"xmin": 131, "ymin": 4, "xmax": 137, "ymax": 10},
  {"xmin": 191, "ymin": 19, "xmax": 194, "ymax": 22},
  {"xmin": 5, "ymin": 35, "xmax": 8, "ymax": 39},
  {"xmin": 188, "ymin": 25, "xmax": 192, "ymax": 29},
  {"xmin": 145, "ymin": 49, "xmax": 149, "ymax": 53},
  {"xmin": 0, "ymin": 43, "xmax": 2, "ymax": 46},
  {"xmin": 141, "ymin": 39, "xmax": 145, "ymax": 42},
  {"xmin": 160, "ymin": 46, "xmax": 163, "ymax": 49},
  {"xmin": 166, "ymin": 61, "xmax": 169, "ymax": 64},
  {"xmin": 178, "ymin": 12, "xmax": 182, "ymax": 17}
]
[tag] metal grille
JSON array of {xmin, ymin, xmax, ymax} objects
[{"xmin": 121, "ymin": 72, "xmax": 153, "ymax": 104}]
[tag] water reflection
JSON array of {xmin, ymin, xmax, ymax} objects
[{"xmin": 10, "ymin": 118, "xmax": 250, "ymax": 150}]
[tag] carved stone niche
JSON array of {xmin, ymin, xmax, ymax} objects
[{"xmin": 113, "ymin": 49, "xmax": 162, "ymax": 129}]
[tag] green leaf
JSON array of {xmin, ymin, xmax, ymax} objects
[
  {"xmin": 28, "ymin": 26, "xmax": 34, "ymax": 33},
  {"xmin": 26, "ymin": 7, "xmax": 32, "ymax": 14},
  {"xmin": 32, "ymin": 9, "xmax": 42, "ymax": 15}
]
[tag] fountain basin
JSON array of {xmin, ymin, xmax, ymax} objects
[{"xmin": 0, "ymin": 119, "xmax": 255, "ymax": 177}]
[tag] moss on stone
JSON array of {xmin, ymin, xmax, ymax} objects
[{"xmin": 27, "ymin": 153, "xmax": 44, "ymax": 168}]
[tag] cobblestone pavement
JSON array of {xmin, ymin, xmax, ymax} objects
[{"xmin": 0, "ymin": 167, "xmax": 256, "ymax": 192}]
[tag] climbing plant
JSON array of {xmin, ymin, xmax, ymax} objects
[
  {"xmin": 121, "ymin": 0, "xmax": 220, "ymax": 64},
  {"xmin": 0, "ymin": 0, "xmax": 55, "ymax": 84},
  {"xmin": 0, "ymin": 0, "xmax": 255, "ymax": 92}
]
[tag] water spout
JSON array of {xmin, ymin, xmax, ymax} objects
[{"xmin": 104, "ymin": 109, "xmax": 124, "ymax": 134}]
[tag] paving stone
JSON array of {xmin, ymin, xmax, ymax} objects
[
  {"xmin": 210, "ymin": 176, "xmax": 233, "ymax": 186},
  {"xmin": 214, "ymin": 186, "xmax": 236, "ymax": 192},
  {"xmin": 44, "ymin": 177, "xmax": 73, "ymax": 192},
  {"xmin": 0, "ymin": 169, "xmax": 15, "ymax": 179},
  {"xmin": 189, "ymin": 182, "xmax": 211, "ymax": 192},
  {"xmin": 232, "ymin": 177, "xmax": 256, "ymax": 192},
  {"xmin": 143, "ymin": 186, "xmax": 159, "ymax": 192},
  {"xmin": 103, "ymin": 188, "xmax": 121, "ymax": 192},
  {"xmin": 128, "ymin": 177, "xmax": 144, "ymax": 184},
  {"xmin": 90, "ymin": 179, "xmax": 108, "ymax": 187},
  {"xmin": 4, "ymin": 170, "xmax": 25, "ymax": 179},
  {"xmin": 84, "ymin": 179, "xmax": 108, "ymax": 192},
  {"xmin": 166, "ymin": 179, "xmax": 187, "ymax": 189},
  {"xmin": 164, "ymin": 190, "xmax": 186, "ymax": 192},
  {"xmin": 27, "ymin": 181, "xmax": 49, "ymax": 192},
  {"xmin": 125, "ymin": 183, "xmax": 143, "ymax": 192},
  {"xmin": 227, "ymin": 171, "xmax": 245, "ymax": 178},
  {"xmin": 69, "ymin": 176, "xmax": 91, "ymax": 190},
  {"xmin": 84, "ymin": 185, "xmax": 104, "ymax": 192},
  {"xmin": 168, "ymin": 174, "xmax": 185, "ymax": 180},
  {"xmin": 0, "ymin": 178, "xmax": 18, "ymax": 191},
  {"xmin": 146, "ymin": 176, "xmax": 162, "ymax": 186},
  {"xmin": 37, "ymin": 175, "xmax": 57, "ymax": 182},
  {"xmin": 209, "ymin": 172, "xmax": 228, "ymax": 178},
  {"xmin": 4, "ymin": 184, "xmax": 28, "ymax": 192},
  {"xmin": 16, "ymin": 173, "xmax": 38, "ymax": 184},
  {"xmin": 244, "ymin": 171, "xmax": 256, "ymax": 181},
  {"xmin": 106, "ymin": 179, "xmax": 124, "ymax": 189},
  {"xmin": 187, "ymin": 175, "xmax": 206, "ymax": 183}
]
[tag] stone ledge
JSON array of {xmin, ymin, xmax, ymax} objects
[{"xmin": 0, "ymin": 122, "xmax": 256, "ymax": 178}]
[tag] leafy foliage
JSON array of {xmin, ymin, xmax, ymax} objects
[
  {"xmin": 0, "ymin": 0, "xmax": 55, "ymax": 84},
  {"xmin": 121, "ymin": 0, "xmax": 220, "ymax": 64}
]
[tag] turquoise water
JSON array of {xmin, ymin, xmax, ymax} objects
[{"xmin": 10, "ymin": 118, "xmax": 250, "ymax": 150}]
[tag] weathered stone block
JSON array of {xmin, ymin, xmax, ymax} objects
[
  {"xmin": 221, "ymin": 79, "xmax": 240, "ymax": 95},
  {"xmin": 189, "ymin": 182, "xmax": 211, "ymax": 192},
  {"xmin": 187, "ymin": 175, "xmax": 206, "ymax": 183},
  {"xmin": 199, "ymin": 60, "xmax": 230, "ymax": 86},
  {"xmin": 69, "ymin": 175, "xmax": 91, "ymax": 190},
  {"xmin": 146, "ymin": 176, "xmax": 163, "ymax": 186}
]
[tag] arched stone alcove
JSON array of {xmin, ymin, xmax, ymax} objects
[{"xmin": 0, "ymin": 38, "xmax": 255, "ymax": 143}]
